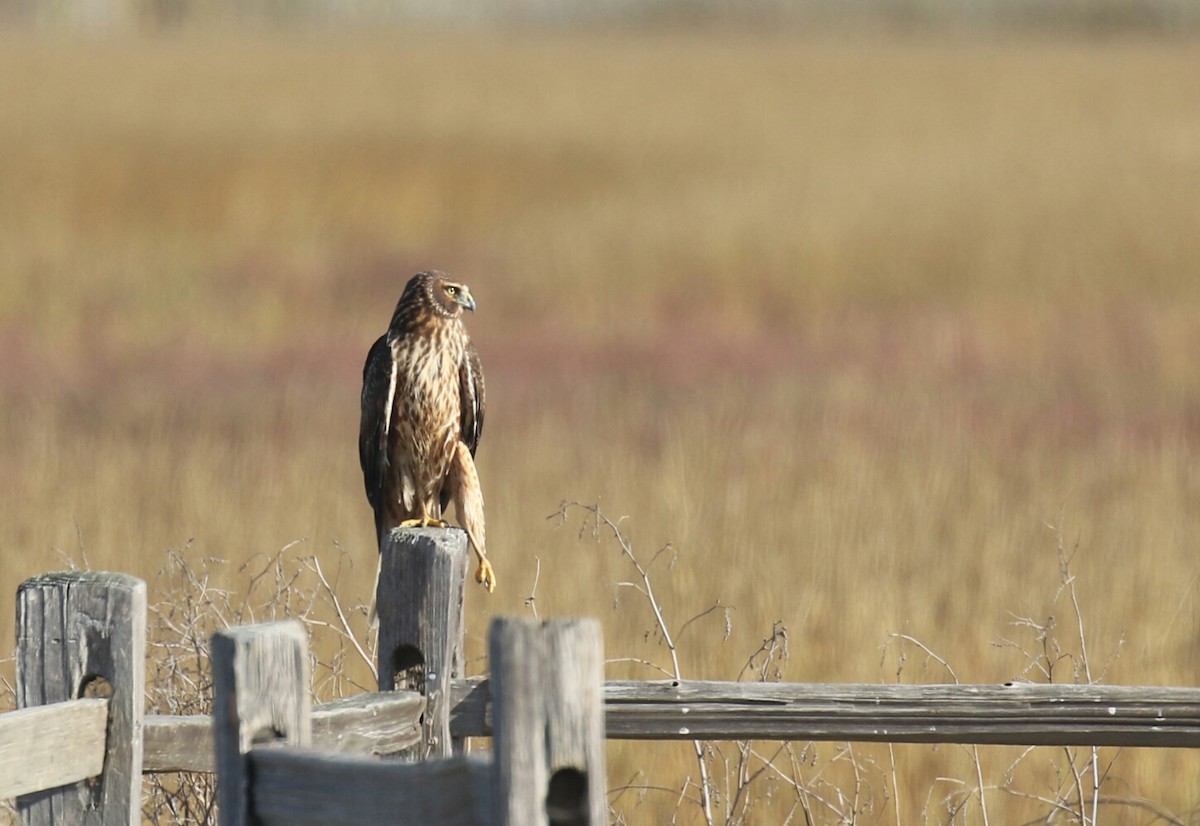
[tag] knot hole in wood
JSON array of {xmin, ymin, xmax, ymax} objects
[
  {"xmin": 391, "ymin": 644, "xmax": 426, "ymax": 694},
  {"xmin": 546, "ymin": 767, "xmax": 589, "ymax": 826},
  {"xmin": 79, "ymin": 674, "xmax": 112, "ymax": 700}
]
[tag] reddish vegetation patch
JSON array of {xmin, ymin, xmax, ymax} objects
[
  {"xmin": 5, "ymin": 296, "xmax": 1198, "ymax": 449},
  {"xmin": 0, "ymin": 330, "xmax": 365, "ymax": 405},
  {"xmin": 486, "ymin": 324, "xmax": 805, "ymax": 384},
  {"xmin": 0, "ymin": 325, "xmax": 46, "ymax": 392},
  {"xmin": 482, "ymin": 302, "xmax": 1005, "ymax": 389}
]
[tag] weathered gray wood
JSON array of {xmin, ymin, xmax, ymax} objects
[
  {"xmin": 489, "ymin": 618, "xmax": 547, "ymax": 826},
  {"xmin": 0, "ymin": 699, "xmax": 108, "ymax": 798},
  {"xmin": 143, "ymin": 691, "xmax": 425, "ymax": 772},
  {"xmin": 451, "ymin": 678, "xmax": 1200, "ymax": 748},
  {"xmin": 451, "ymin": 677, "xmax": 492, "ymax": 738},
  {"xmin": 488, "ymin": 618, "xmax": 606, "ymax": 826},
  {"xmin": 138, "ymin": 676, "xmax": 1200, "ymax": 778},
  {"xmin": 376, "ymin": 527, "xmax": 469, "ymax": 759},
  {"xmin": 310, "ymin": 690, "xmax": 425, "ymax": 757},
  {"xmin": 16, "ymin": 572, "xmax": 146, "ymax": 826},
  {"xmin": 250, "ymin": 749, "xmax": 491, "ymax": 826},
  {"xmin": 142, "ymin": 714, "xmax": 214, "ymax": 773},
  {"xmin": 542, "ymin": 620, "xmax": 606, "ymax": 826},
  {"xmin": 212, "ymin": 621, "xmax": 311, "ymax": 826}
]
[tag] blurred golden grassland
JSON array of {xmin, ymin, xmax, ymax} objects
[{"xmin": 2, "ymin": 28, "xmax": 1200, "ymax": 822}]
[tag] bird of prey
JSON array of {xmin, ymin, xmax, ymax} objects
[{"xmin": 359, "ymin": 271, "xmax": 495, "ymax": 593}]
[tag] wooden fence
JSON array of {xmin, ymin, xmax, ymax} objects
[{"xmin": 3, "ymin": 527, "xmax": 1200, "ymax": 824}]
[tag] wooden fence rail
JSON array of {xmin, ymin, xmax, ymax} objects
[
  {"xmin": 458, "ymin": 678, "xmax": 1200, "ymax": 747},
  {"xmin": 209, "ymin": 617, "xmax": 605, "ymax": 826},
  {"xmin": 5, "ymin": 527, "xmax": 1200, "ymax": 825},
  {"xmin": 121, "ymin": 678, "xmax": 1200, "ymax": 777},
  {"xmin": 0, "ymin": 699, "xmax": 108, "ymax": 798}
]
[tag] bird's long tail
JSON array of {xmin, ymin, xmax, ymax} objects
[{"xmin": 368, "ymin": 518, "xmax": 387, "ymax": 628}]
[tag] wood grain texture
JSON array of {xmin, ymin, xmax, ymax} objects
[
  {"xmin": 311, "ymin": 690, "xmax": 425, "ymax": 756},
  {"xmin": 212, "ymin": 621, "xmax": 310, "ymax": 826},
  {"xmin": 488, "ymin": 618, "xmax": 547, "ymax": 826},
  {"xmin": 250, "ymin": 749, "xmax": 491, "ymax": 826},
  {"xmin": 488, "ymin": 618, "xmax": 607, "ymax": 826},
  {"xmin": 15, "ymin": 572, "xmax": 146, "ymax": 826},
  {"xmin": 143, "ymin": 714, "xmax": 214, "ymax": 773},
  {"xmin": 0, "ymin": 699, "xmax": 107, "ymax": 798},
  {"xmin": 143, "ymin": 692, "xmax": 425, "ymax": 772},
  {"xmin": 452, "ymin": 678, "xmax": 1200, "ymax": 748},
  {"xmin": 376, "ymin": 527, "xmax": 469, "ymax": 759},
  {"xmin": 541, "ymin": 620, "xmax": 606, "ymax": 826}
]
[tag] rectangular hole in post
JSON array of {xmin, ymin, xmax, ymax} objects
[
  {"xmin": 547, "ymin": 768, "xmax": 589, "ymax": 826},
  {"xmin": 392, "ymin": 644, "xmax": 426, "ymax": 695}
]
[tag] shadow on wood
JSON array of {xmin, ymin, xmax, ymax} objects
[{"xmin": 211, "ymin": 620, "xmax": 310, "ymax": 826}]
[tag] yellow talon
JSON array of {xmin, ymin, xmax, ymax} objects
[
  {"xmin": 399, "ymin": 516, "xmax": 450, "ymax": 528},
  {"xmin": 475, "ymin": 558, "xmax": 496, "ymax": 593}
]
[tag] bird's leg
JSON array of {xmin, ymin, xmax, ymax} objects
[
  {"xmin": 473, "ymin": 547, "xmax": 496, "ymax": 593},
  {"xmin": 449, "ymin": 440, "xmax": 496, "ymax": 593}
]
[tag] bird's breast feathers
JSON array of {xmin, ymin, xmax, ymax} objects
[
  {"xmin": 391, "ymin": 327, "xmax": 464, "ymax": 400},
  {"xmin": 388, "ymin": 324, "xmax": 466, "ymax": 457}
]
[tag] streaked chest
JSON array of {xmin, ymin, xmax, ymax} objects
[{"xmin": 390, "ymin": 324, "xmax": 464, "ymax": 434}]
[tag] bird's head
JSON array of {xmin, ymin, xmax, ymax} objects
[{"xmin": 414, "ymin": 271, "xmax": 477, "ymax": 318}]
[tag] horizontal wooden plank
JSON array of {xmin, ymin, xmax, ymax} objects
[
  {"xmin": 144, "ymin": 714, "xmax": 212, "ymax": 773},
  {"xmin": 451, "ymin": 678, "xmax": 1200, "ymax": 748},
  {"xmin": 143, "ymin": 691, "xmax": 425, "ymax": 773},
  {"xmin": 250, "ymin": 748, "xmax": 490, "ymax": 826},
  {"xmin": 0, "ymin": 699, "xmax": 108, "ymax": 798},
  {"xmin": 137, "ymin": 677, "xmax": 1200, "ymax": 777},
  {"xmin": 311, "ymin": 691, "xmax": 424, "ymax": 756}
]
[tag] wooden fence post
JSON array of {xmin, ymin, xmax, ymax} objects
[
  {"xmin": 376, "ymin": 527, "xmax": 469, "ymax": 760},
  {"xmin": 490, "ymin": 618, "xmax": 607, "ymax": 826},
  {"xmin": 15, "ymin": 572, "xmax": 146, "ymax": 826},
  {"xmin": 489, "ymin": 619, "xmax": 546, "ymax": 826},
  {"xmin": 542, "ymin": 620, "xmax": 606, "ymax": 826},
  {"xmin": 212, "ymin": 621, "xmax": 311, "ymax": 826}
]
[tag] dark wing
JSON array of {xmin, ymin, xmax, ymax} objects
[
  {"xmin": 460, "ymin": 340, "xmax": 485, "ymax": 457},
  {"xmin": 359, "ymin": 333, "xmax": 395, "ymax": 519}
]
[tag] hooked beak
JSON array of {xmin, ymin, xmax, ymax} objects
[{"xmin": 457, "ymin": 287, "xmax": 477, "ymax": 312}]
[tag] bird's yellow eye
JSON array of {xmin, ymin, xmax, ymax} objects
[{"xmin": 446, "ymin": 286, "xmax": 458, "ymax": 295}]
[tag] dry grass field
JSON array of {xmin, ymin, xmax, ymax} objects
[{"xmin": 2, "ymin": 27, "xmax": 1200, "ymax": 823}]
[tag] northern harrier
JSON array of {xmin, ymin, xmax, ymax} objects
[{"xmin": 359, "ymin": 271, "xmax": 495, "ymax": 593}]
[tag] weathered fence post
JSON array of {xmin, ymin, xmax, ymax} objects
[
  {"xmin": 490, "ymin": 617, "xmax": 607, "ymax": 826},
  {"xmin": 15, "ymin": 572, "xmax": 146, "ymax": 826},
  {"xmin": 212, "ymin": 620, "xmax": 311, "ymax": 826},
  {"xmin": 489, "ymin": 619, "xmax": 545, "ymax": 826},
  {"xmin": 542, "ymin": 620, "xmax": 607, "ymax": 826},
  {"xmin": 376, "ymin": 527, "xmax": 469, "ymax": 759}
]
